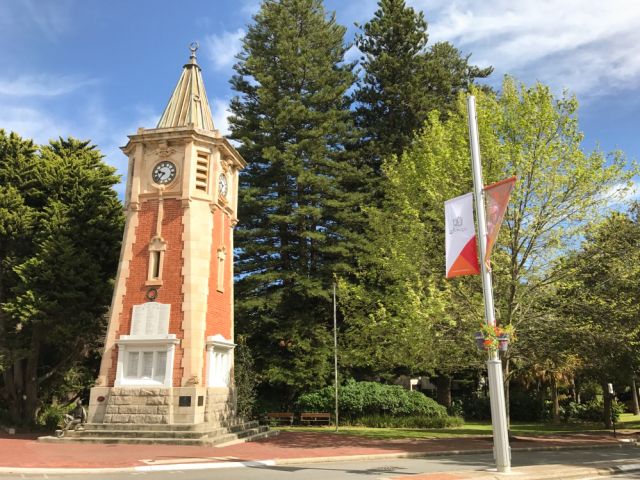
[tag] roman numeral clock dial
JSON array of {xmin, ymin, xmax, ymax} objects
[{"xmin": 152, "ymin": 161, "xmax": 177, "ymax": 185}]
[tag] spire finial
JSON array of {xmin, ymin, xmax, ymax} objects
[{"xmin": 189, "ymin": 42, "xmax": 199, "ymax": 61}]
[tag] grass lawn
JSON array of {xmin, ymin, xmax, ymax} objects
[{"xmin": 277, "ymin": 413, "xmax": 640, "ymax": 440}]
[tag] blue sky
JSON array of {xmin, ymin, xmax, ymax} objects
[{"xmin": 1, "ymin": 0, "xmax": 639, "ymax": 199}]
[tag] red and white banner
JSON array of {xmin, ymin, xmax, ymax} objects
[
  {"xmin": 445, "ymin": 192, "xmax": 480, "ymax": 279},
  {"xmin": 484, "ymin": 176, "xmax": 516, "ymax": 269}
]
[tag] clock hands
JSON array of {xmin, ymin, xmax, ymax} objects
[{"xmin": 159, "ymin": 166, "xmax": 171, "ymax": 180}]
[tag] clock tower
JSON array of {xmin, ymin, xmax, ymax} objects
[{"xmin": 88, "ymin": 45, "xmax": 245, "ymax": 427}]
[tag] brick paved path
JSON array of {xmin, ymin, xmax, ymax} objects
[{"xmin": 0, "ymin": 430, "xmax": 629, "ymax": 469}]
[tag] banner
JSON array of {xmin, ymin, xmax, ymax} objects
[
  {"xmin": 445, "ymin": 192, "xmax": 480, "ymax": 278},
  {"xmin": 484, "ymin": 176, "xmax": 516, "ymax": 268}
]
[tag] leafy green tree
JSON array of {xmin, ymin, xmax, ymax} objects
[
  {"xmin": 0, "ymin": 133, "xmax": 123, "ymax": 426},
  {"xmin": 483, "ymin": 78, "xmax": 635, "ymax": 416},
  {"xmin": 341, "ymin": 77, "xmax": 634, "ymax": 412},
  {"xmin": 234, "ymin": 335, "xmax": 258, "ymax": 419},
  {"xmin": 229, "ymin": 0, "xmax": 362, "ymax": 402},
  {"xmin": 353, "ymin": 0, "xmax": 492, "ymax": 172},
  {"xmin": 339, "ymin": 100, "xmax": 496, "ymax": 393},
  {"xmin": 554, "ymin": 208, "xmax": 640, "ymax": 426}
]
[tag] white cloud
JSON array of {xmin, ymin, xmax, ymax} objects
[
  {"xmin": 0, "ymin": 90, "xmax": 160, "ymax": 199},
  {"xmin": 204, "ymin": 29, "xmax": 245, "ymax": 72},
  {"xmin": 0, "ymin": 106, "xmax": 70, "ymax": 143},
  {"xmin": 23, "ymin": 0, "xmax": 72, "ymax": 37},
  {"xmin": 0, "ymin": 74, "xmax": 96, "ymax": 97},
  {"xmin": 344, "ymin": 44, "xmax": 362, "ymax": 65},
  {"xmin": 240, "ymin": 0, "xmax": 261, "ymax": 16},
  {"xmin": 0, "ymin": 0, "xmax": 74, "ymax": 39},
  {"xmin": 603, "ymin": 180, "xmax": 640, "ymax": 206},
  {"xmin": 99, "ymin": 109, "xmax": 160, "ymax": 197},
  {"xmin": 211, "ymin": 98, "xmax": 232, "ymax": 136},
  {"xmin": 410, "ymin": 0, "xmax": 640, "ymax": 96}
]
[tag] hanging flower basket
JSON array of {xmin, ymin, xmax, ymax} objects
[{"xmin": 474, "ymin": 324, "xmax": 515, "ymax": 353}]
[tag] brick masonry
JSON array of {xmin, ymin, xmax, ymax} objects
[{"xmin": 107, "ymin": 198, "xmax": 185, "ymax": 387}]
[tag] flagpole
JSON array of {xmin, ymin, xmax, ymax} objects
[{"xmin": 467, "ymin": 95, "xmax": 511, "ymax": 473}]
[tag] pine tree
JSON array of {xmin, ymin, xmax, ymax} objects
[
  {"xmin": 229, "ymin": 0, "xmax": 361, "ymax": 402},
  {"xmin": 354, "ymin": 0, "xmax": 492, "ymax": 170}
]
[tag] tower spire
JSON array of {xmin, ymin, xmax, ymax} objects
[{"xmin": 157, "ymin": 42, "xmax": 215, "ymax": 130}]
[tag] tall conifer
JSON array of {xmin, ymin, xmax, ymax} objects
[
  {"xmin": 229, "ymin": 0, "xmax": 360, "ymax": 401},
  {"xmin": 354, "ymin": 0, "xmax": 492, "ymax": 170}
]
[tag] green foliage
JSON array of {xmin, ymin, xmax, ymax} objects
[
  {"xmin": 37, "ymin": 403, "xmax": 71, "ymax": 431},
  {"xmin": 458, "ymin": 396, "xmax": 491, "ymax": 421},
  {"xmin": 563, "ymin": 399, "xmax": 624, "ymax": 423},
  {"xmin": 340, "ymin": 94, "xmax": 492, "ymax": 377},
  {"xmin": 234, "ymin": 335, "xmax": 258, "ymax": 419},
  {"xmin": 347, "ymin": 414, "xmax": 463, "ymax": 429},
  {"xmin": 508, "ymin": 391, "xmax": 546, "ymax": 421},
  {"xmin": 354, "ymin": 0, "xmax": 492, "ymax": 166},
  {"xmin": 229, "ymin": 0, "xmax": 364, "ymax": 400},
  {"xmin": 296, "ymin": 380, "xmax": 448, "ymax": 420},
  {"xmin": 0, "ymin": 132, "xmax": 123, "ymax": 426},
  {"xmin": 555, "ymin": 209, "xmax": 640, "ymax": 383}
]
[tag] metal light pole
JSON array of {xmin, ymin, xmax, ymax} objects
[
  {"xmin": 467, "ymin": 95, "xmax": 511, "ymax": 473},
  {"xmin": 333, "ymin": 282, "xmax": 339, "ymax": 432}
]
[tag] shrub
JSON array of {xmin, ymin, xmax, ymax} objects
[
  {"xmin": 564, "ymin": 399, "xmax": 624, "ymax": 423},
  {"xmin": 297, "ymin": 380, "xmax": 448, "ymax": 421},
  {"xmin": 509, "ymin": 391, "xmax": 546, "ymax": 421},
  {"xmin": 348, "ymin": 414, "xmax": 464, "ymax": 429},
  {"xmin": 234, "ymin": 335, "xmax": 257, "ymax": 419},
  {"xmin": 459, "ymin": 395, "xmax": 491, "ymax": 420},
  {"xmin": 37, "ymin": 403, "xmax": 71, "ymax": 431}
]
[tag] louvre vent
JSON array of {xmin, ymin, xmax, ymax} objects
[{"xmin": 195, "ymin": 153, "xmax": 209, "ymax": 191}]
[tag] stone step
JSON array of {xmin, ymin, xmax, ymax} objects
[
  {"xmin": 66, "ymin": 428, "xmax": 223, "ymax": 439},
  {"xmin": 38, "ymin": 425, "xmax": 275, "ymax": 446},
  {"xmin": 65, "ymin": 423, "xmax": 260, "ymax": 439},
  {"xmin": 81, "ymin": 420, "xmax": 258, "ymax": 432}
]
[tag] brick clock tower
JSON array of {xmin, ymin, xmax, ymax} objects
[{"xmin": 89, "ymin": 45, "xmax": 245, "ymax": 427}]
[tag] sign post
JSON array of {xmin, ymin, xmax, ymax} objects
[{"xmin": 467, "ymin": 95, "xmax": 511, "ymax": 473}]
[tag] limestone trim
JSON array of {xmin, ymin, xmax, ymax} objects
[
  {"xmin": 205, "ymin": 335, "xmax": 236, "ymax": 388},
  {"xmin": 122, "ymin": 129, "xmax": 245, "ymax": 169},
  {"xmin": 96, "ymin": 206, "xmax": 139, "ymax": 386},
  {"xmin": 216, "ymin": 247, "xmax": 226, "ymax": 293},
  {"xmin": 180, "ymin": 193, "xmax": 213, "ymax": 387},
  {"xmin": 115, "ymin": 337, "xmax": 179, "ymax": 388}
]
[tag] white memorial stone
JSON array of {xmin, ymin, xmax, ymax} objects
[{"xmin": 130, "ymin": 302, "xmax": 170, "ymax": 336}]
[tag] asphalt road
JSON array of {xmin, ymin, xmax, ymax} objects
[{"xmin": 2, "ymin": 447, "xmax": 639, "ymax": 480}]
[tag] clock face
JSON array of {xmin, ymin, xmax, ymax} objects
[
  {"xmin": 218, "ymin": 173, "xmax": 228, "ymax": 198},
  {"xmin": 152, "ymin": 161, "xmax": 177, "ymax": 185}
]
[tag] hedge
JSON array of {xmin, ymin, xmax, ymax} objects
[{"xmin": 297, "ymin": 380, "xmax": 449, "ymax": 420}]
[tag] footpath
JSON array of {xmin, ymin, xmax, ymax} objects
[{"xmin": 0, "ymin": 429, "xmax": 638, "ymax": 479}]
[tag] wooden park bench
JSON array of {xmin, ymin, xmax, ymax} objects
[
  {"xmin": 266, "ymin": 412, "xmax": 294, "ymax": 426},
  {"xmin": 300, "ymin": 412, "xmax": 331, "ymax": 426}
]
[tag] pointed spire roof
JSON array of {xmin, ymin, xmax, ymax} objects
[{"xmin": 157, "ymin": 42, "xmax": 215, "ymax": 131}]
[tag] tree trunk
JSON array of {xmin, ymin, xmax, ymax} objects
[
  {"xmin": 23, "ymin": 329, "xmax": 41, "ymax": 425},
  {"xmin": 435, "ymin": 375, "xmax": 452, "ymax": 409},
  {"xmin": 536, "ymin": 380, "xmax": 546, "ymax": 419},
  {"xmin": 551, "ymin": 377, "xmax": 561, "ymax": 423},
  {"xmin": 3, "ymin": 364, "xmax": 21, "ymax": 424},
  {"xmin": 602, "ymin": 382, "xmax": 613, "ymax": 428},
  {"xmin": 3, "ymin": 330, "xmax": 41, "ymax": 426},
  {"xmin": 631, "ymin": 375, "xmax": 640, "ymax": 416}
]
